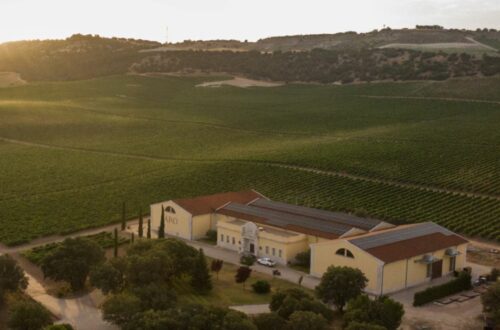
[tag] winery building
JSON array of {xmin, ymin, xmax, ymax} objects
[{"xmin": 150, "ymin": 190, "xmax": 468, "ymax": 294}]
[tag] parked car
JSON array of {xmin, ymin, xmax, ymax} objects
[{"xmin": 257, "ymin": 257, "xmax": 276, "ymax": 267}]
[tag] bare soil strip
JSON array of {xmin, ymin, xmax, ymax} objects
[
  {"xmin": 360, "ymin": 94, "xmax": 500, "ymax": 105},
  {"xmin": 0, "ymin": 72, "xmax": 26, "ymax": 88},
  {"xmin": 196, "ymin": 77, "xmax": 283, "ymax": 88}
]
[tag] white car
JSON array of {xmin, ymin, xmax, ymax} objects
[{"xmin": 257, "ymin": 257, "xmax": 276, "ymax": 267}]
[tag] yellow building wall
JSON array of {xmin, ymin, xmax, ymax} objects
[
  {"xmin": 217, "ymin": 223, "xmax": 242, "ymax": 253},
  {"xmin": 284, "ymin": 239, "xmax": 310, "ymax": 263},
  {"xmin": 258, "ymin": 236, "xmax": 294, "ymax": 264},
  {"xmin": 150, "ymin": 201, "xmax": 192, "ymax": 240},
  {"xmin": 382, "ymin": 260, "xmax": 408, "ymax": 293},
  {"xmin": 191, "ymin": 214, "xmax": 215, "ymax": 240},
  {"xmin": 311, "ymin": 240, "xmax": 382, "ymax": 293},
  {"xmin": 383, "ymin": 243, "xmax": 469, "ymax": 293}
]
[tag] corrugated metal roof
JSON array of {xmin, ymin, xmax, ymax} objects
[
  {"xmin": 221, "ymin": 203, "xmax": 354, "ymax": 236},
  {"xmin": 250, "ymin": 198, "xmax": 384, "ymax": 231},
  {"xmin": 349, "ymin": 222, "xmax": 455, "ymax": 250}
]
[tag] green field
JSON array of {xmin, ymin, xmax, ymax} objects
[{"xmin": 0, "ymin": 75, "xmax": 499, "ymax": 245}]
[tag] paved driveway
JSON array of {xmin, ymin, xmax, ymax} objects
[{"xmin": 26, "ymin": 274, "xmax": 117, "ymax": 330}]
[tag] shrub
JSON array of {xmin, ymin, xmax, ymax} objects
[
  {"xmin": 488, "ymin": 268, "xmax": 499, "ymax": 282},
  {"xmin": 294, "ymin": 250, "xmax": 311, "ymax": 268},
  {"xmin": 8, "ymin": 300, "xmax": 53, "ymax": 330},
  {"xmin": 288, "ymin": 311, "xmax": 328, "ymax": 330},
  {"xmin": 413, "ymin": 272, "xmax": 471, "ymax": 306},
  {"xmin": 240, "ymin": 254, "xmax": 256, "ymax": 266},
  {"xmin": 344, "ymin": 295, "xmax": 403, "ymax": 330},
  {"xmin": 345, "ymin": 321, "xmax": 386, "ymax": 330},
  {"xmin": 43, "ymin": 325, "xmax": 74, "ymax": 330},
  {"xmin": 206, "ymin": 230, "xmax": 217, "ymax": 242},
  {"xmin": 270, "ymin": 288, "xmax": 333, "ymax": 321},
  {"xmin": 253, "ymin": 313, "xmax": 288, "ymax": 330},
  {"xmin": 252, "ymin": 280, "xmax": 271, "ymax": 294}
]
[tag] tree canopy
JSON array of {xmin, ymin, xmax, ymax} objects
[
  {"xmin": 41, "ymin": 237, "xmax": 105, "ymax": 291},
  {"xmin": 315, "ymin": 266, "xmax": 367, "ymax": 312}
]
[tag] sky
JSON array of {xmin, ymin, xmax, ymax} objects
[{"xmin": 1, "ymin": 0, "xmax": 500, "ymax": 44}]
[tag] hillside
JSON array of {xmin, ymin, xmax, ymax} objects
[
  {"xmin": 0, "ymin": 75, "xmax": 499, "ymax": 245},
  {"xmin": 0, "ymin": 29, "xmax": 499, "ymax": 84}
]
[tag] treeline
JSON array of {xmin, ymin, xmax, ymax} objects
[
  {"xmin": 0, "ymin": 34, "xmax": 160, "ymax": 81},
  {"xmin": 132, "ymin": 49, "xmax": 500, "ymax": 83}
]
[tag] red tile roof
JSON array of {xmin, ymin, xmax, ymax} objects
[
  {"xmin": 173, "ymin": 190, "xmax": 264, "ymax": 216},
  {"xmin": 364, "ymin": 232, "xmax": 468, "ymax": 263}
]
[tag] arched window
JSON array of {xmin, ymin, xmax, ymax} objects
[
  {"xmin": 165, "ymin": 206, "xmax": 176, "ymax": 214},
  {"xmin": 335, "ymin": 248, "xmax": 354, "ymax": 259}
]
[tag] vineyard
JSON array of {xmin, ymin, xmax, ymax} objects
[{"xmin": 0, "ymin": 74, "xmax": 498, "ymax": 245}]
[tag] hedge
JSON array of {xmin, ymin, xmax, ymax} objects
[{"xmin": 413, "ymin": 272, "xmax": 472, "ymax": 306}]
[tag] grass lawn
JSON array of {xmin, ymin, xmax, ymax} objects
[{"xmin": 173, "ymin": 259, "xmax": 314, "ymax": 307}]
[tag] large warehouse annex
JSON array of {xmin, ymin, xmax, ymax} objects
[{"xmin": 150, "ymin": 190, "xmax": 468, "ymax": 294}]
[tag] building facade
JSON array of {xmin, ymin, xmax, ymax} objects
[{"xmin": 150, "ymin": 190, "xmax": 468, "ymax": 294}]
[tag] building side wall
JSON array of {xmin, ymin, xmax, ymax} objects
[
  {"xmin": 217, "ymin": 225, "xmax": 241, "ymax": 252},
  {"xmin": 311, "ymin": 240, "xmax": 381, "ymax": 293},
  {"xmin": 191, "ymin": 214, "xmax": 212, "ymax": 240},
  {"xmin": 382, "ymin": 242, "xmax": 469, "ymax": 294},
  {"xmin": 150, "ymin": 201, "xmax": 192, "ymax": 239}
]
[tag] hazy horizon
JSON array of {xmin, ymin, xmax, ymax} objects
[{"xmin": 1, "ymin": 0, "xmax": 500, "ymax": 44}]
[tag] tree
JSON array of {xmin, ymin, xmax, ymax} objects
[
  {"xmin": 235, "ymin": 266, "xmax": 252, "ymax": 288},
  {"xmin": 0, "ymin": 254, "xmax": 28, "ymax": 302},
  {"xmin": 138, "ymin": 209, "xmax": 143, "ymax": 238},
  {"xmin": 270, "ymin": 288, "xmax": 333, "ymax": 321},
  {"xmin": 158, "ymin": 206, "xmax": 165, "ymax": 239},
  {"xmin": 89, "ymin": 259, "xmax": 125, "ymax": 294},
  {"xmin": 253, "ymin": 313, "xmax": 288, "ymax": 330},
  {"xmin": 132, "ymin": 282, "xmax": 177, "ymax": 311},
  {"xmin": 482, "ymin": 282, "xmax": 500, "ymax": 325},
  {"xmin": 43, "ymin": 325, "xmax": 74, "ymax": 330},
  {"xmin": 343, "ymin": 295, "xmax": 404, "ymax": 330},
  {"xmin": 211, "ymin": 259, "xmax": 223, "ymax": 279},
  {"xmin": 102, "ymin": 293, "xmax": 142, "ymax": 327},
  {"xmin": 113, "ymin": 228, "xmax": 119, "ymax": 257},
  {"xmin": 191, "ymin": 249, "xmax": 212, "ymax": 293},
  {"xmin": 41, "ymin": 237, "xmax": 105, "ymax": 291},
  {"xmin": 295, "ymin": 249, "xmax": 311, "ymax": 268},
  {"xmin": 8, "ymin": 300, "xmax": 53, "ymax": 330},
  {"xmin": 252, "ymin": 280, "xmax": 271, "ymax": 294},
  {"xmin": 222, "ymin": 310, "xmax": 257, "ymax": 330},
  {"xmin": 315, "ymin": 266, "xmax": 367, "ymax": 312},
  {"xmin": 288, "ymin": 311, "xmax": 328, "ymax": 330},
  {"xmin": 147, "ymin": 219, "xmax": 151, "ymax": 239},
  {"xmin": 121, "ymin": 201, "xmax": 126, "ymax": 231},
  {"xmin": 345, "ymin": 322, "xmax": 386, "ymax": 330},
  {"xmin": 206, "ymin": 229, "xmax": 217, "ymax": 242},
  {"xmin": 125, "ymin": 310, "xmax": 182, "ymax": 330}
]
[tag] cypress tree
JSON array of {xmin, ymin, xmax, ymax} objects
[
  {"xmin": 190, "ymin": 248, "xmax": 212, "ymax": 294},
  {"xmin": 147, "ymin": 219, "xmax": 151, "ymax": 239},
  {"xmin": 158, "ymin": 206, "xmax": 165, "ymax": 239},
  {"xmin": 113, "ymin": 228, "xmax": 118, "ymax": 258},
  {"xmin": 121, "ymin": 202, "xmax": 126, "ymax": 231},
  {"xmin": 138, "ymin": 209, "xmax": 143, "ymax": 238}
]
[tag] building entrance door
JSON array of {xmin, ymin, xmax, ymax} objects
[
  {"xmin": 431, "ymin": 260, "xmax": 443, "ymax": 279},
  {"xmin": 249, "ymin": 243, "xmax": 255, "ymax": 254}
]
